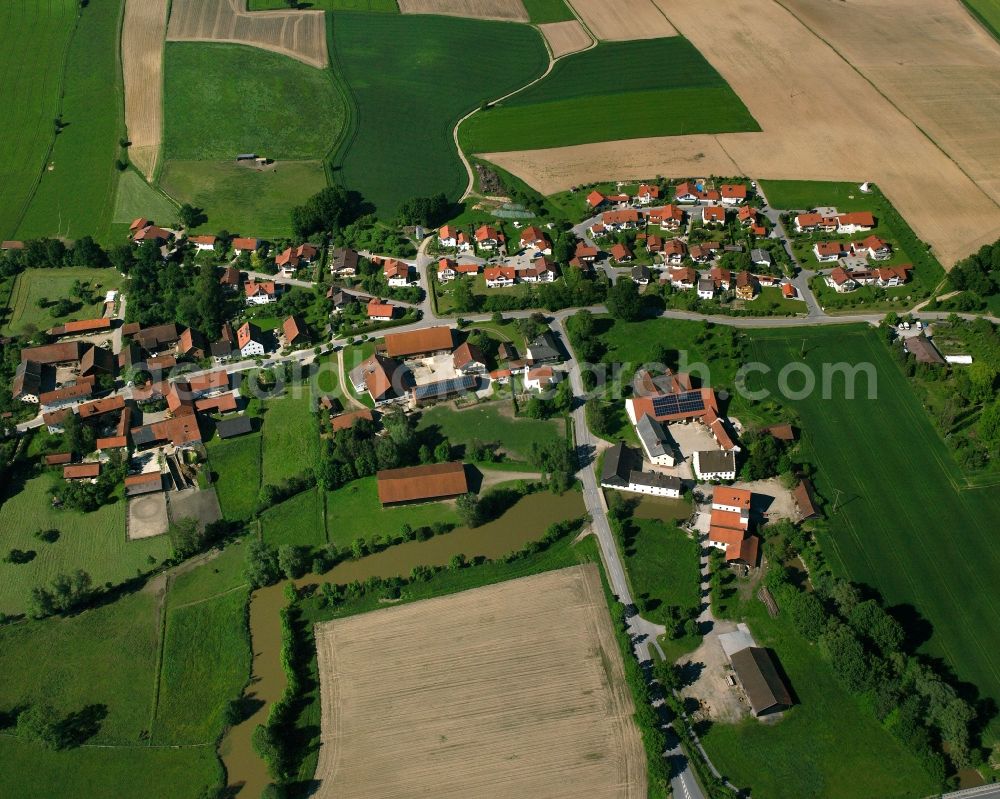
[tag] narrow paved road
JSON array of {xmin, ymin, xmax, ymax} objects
[{"xmin": 336, "ymin": 349, "xmax": 366, "ymax": 410}]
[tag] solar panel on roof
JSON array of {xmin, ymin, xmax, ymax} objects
[{"xmin": 651, "ymin": 391, "xmax": 704, "ymax": 417}]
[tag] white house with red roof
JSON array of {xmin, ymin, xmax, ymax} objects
[
  {"xmin": 384, "ymin": 259, "xmax": 415, "ymax": 287},
  {"xmin": 702, "ymin": 206, "xmax": 726, "ymax": 225},
  {"xmin": 484, "ymin": 266, "xmax": 516, "ymax": 288},
  {"xmin": 519, "ymin": 257, "xmax": 557, "ymax": 284},
  {"xmin": 836, "ymin": 211, "xmax": 875, "ymax": 234},
  {"xmin": 244, "ymin": 280, "xmax": 280, "ymax": 305},
  {"xmin": 635, "ymin": 184, "xmax": 660, "ymax": 204},
  {"xmin": 190, "ymin": 234, "xmax": 216, "ymax": 252},
  {"xmin": 519, "ymin": 226, "xmax": 551, "ymax": 254},
  {"xmin": 475, "ymin": 225, "xmax": 504, "ymax": 250},
  {"xmin": 719, "ymin": 184, "xmax": 748, "ymax": 206},
  {"xmin": 438, "ymin": 225, "xmax": 460, "ymax": 248}
]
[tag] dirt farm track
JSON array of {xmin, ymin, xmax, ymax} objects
[
  {"xmin": 313, "ymin": 564, "xmax": 646, "ymax": 799},
  {"xmin": 484, "ymin": 0, "xmax": 1000, "ymax": 267},
  {"xmin": 166, "ymin": 0, "xmax": 328, "ymax": 69}
]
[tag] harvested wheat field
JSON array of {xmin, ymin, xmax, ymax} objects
[
  {"xmin": 167, "ymin": 0, "xmax": 327, "ymax": 68},
  {"xmin": 540, "ymin": 19, "xmax": 592, "ymax": 58},
  {"xmin": 398, "ymin": 0, "xmax": 528, "ymax": 22},
  {"xmin": 122, "ymin": 0, "xmax": 169, "ymax": 179},
  {"xmin": 779, "ymin": 0, "xmax": 1000, "ymax": 208},
  {"xmin": 484, "ymin": 0, "xmax": 1000, "ymax": 266},
  {"xmin": 568, "ymin": 0, "xmax": 675, "ymax": 40},
  {"xmin": 313, "ymin": 564, "xmax": 645, "ymax": 799}
]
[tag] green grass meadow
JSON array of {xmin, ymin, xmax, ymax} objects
[
  {"xmin": 153, "ymin": 588, "xmax": 251, "ymax": 745},
  {"xmin": 460, "ymin": 38, "xmax": 759, "ymax": 152},
  {"xmin": 0, "ymin": 474, "xmax": 170, "ymax": 616},
  {"xmin": 747, "ymin": 326, "xmax": 1000, "ymax": 722},
  {"xmin": 961, "ymin": 0, "xmax": 1000, "ymax": 41},
  {"xmin": 325, "ymin": 476, "xmax": 458, "ymax": 547},
  {"xmin": 522, "ymin": 0, "xmax": 575, "ymax": 23},
  {"xmin": 0, "ymin": 0, "xmax": 78, "ymax": 239},
  {"xmin": 159, "ymin": 159, "xmax": 328, "ymax": 238},
  {"xmin": 1, "ymin": 266, "xmax": 124, "ymax": 336},
  {"xmin": 112, "ymin": 170, "xmax": 178, "ymax": 226},
  {"xmin": 206, "ymin": 429, "xmax": 262, "ymax": 521},
  {"xmin": 163, "ymin": 42, "xmax": 344, "ymax": 161},
  {"xmin": 703, "ymin": 594, "xmax": 936, "ymax": 799},
  {"xmin": 260, "ymin": 488, "xmax": 327, "ymax": 549},
  {"xmin": 416, "ymin": 403, "xmax": 562, "ymax": 462},
  {"xmin": 625, "ymin": 518, "xmax": 700, "ymax": 627},
  {"xmin": 757, "ymin": 180, "xmax": 876, "ymax": 212},
  {"xmin": 15, "ymin": 0, "xmax": 124, "ymax": 242},
  {"xmin": 328, "ymin": 12, "xmax": 549, "ymax": 215},
  {"xmin": 261, "ymin": 392, "xmax": 319, "ymax": 486}
]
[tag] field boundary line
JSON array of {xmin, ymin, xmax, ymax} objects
[
  {"xmin": 147, "ymin": 572, "xmax": 171, "ymax": 744},
  {"xmin": 324, "ymin": 14, "xmax": 361, "ymax": 188},
  {"xmin": 169, "ymin": 583, "xmax": 250, "ymax": 611}
]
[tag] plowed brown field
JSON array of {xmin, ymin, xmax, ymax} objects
[
  {"xmin": 540, "ymin": 19, "xmax": 592, "ymax": 58},
  {"xmin": 122, "ymin": 0, "xmax": 169, "ymax": 179},
  {"xmin": 398, "ymin": 0, "xmax": 529, "ymax": 22},
  {"xmin": 313, "ymin": 564, "xmax": 646, "ymax": 799},
  {"xmin": 166, "ymin": 0, "xmax": 327, "ymax": 68},
  {"xmin": 482, "ymin": 0, "xmax": 1000, "ymax": 266},
  {"xmin": 568, "ymin": 0, "xmax": 675, "ymax": 40}
]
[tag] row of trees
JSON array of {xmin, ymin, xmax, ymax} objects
[
  {"xmin": 0, "ymin": 236, "xmax": 108, "ymax": 276},
  {"xmin": 947, "ymin": 237, "xmax": 1000, "ymax": 299},
  {"xmin": 447, "ymin": 266, "xmax": 606, "ymax": 314},
  {"xmin": 762, "ymin": 520, "xmax": 979, "ymax": 777}
]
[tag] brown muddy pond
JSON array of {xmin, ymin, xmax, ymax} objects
[{"xmin": 221, "ymin": 489, "xmax": 586, "ymax": 796}]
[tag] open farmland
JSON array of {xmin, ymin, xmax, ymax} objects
[
  {"xmin": 0, "ymin": 474, "xmax": 169, "ymax": 615},
  {"xmin": 166, "ymin": 0, "xmax": 328, "ymax": 68},
  {"xmin": 313, "ymin": 564, "xmax": 645, "ymax": 798},
  {"xmin": 963, "ymin": 0, "xmax": 1000, "ymax": 40},
  {"xmin": 329, "ymin": 12, "xmax": 548, "ymax": 215},
  {"xmin": 122, "ymin": 0, "xmax": 169, "ymax": 179},
  {"xmin": 205, "ymin": 427, "xmax": 262, "ymax": 520},
  {"xmin": 484, "ymin": 0, "xmax": 1000, "ymax": 266},
  {"xmin": 460, "ymin": 38, "xmax": 758, "ymax": 153},
  {"xmin": 14, "ymin": 0, "xmax": 124, "ymax": 243},
  {"xmin": 160, "ymin": 159, "xmax": 327, "ymax": 237},
  {"xmin": 523, "ymin": 0, "xmax": 575, "ymax": 23},
  {"xmin": 781, "ymin": 0, "xmax": 1000, "ymax": 213},
  {"xmin": 747, "ymin": 326, "xmax": 1000, "ymax": 729},
  {"xmin": 163, "ymin": 42, "xmax": 343, "ymax": 161},
  {"xmin": 568, "ymin": 0, "xmax": 675, "ymax": 40},
  {"xmin": 2, "ymin": 266, "xmax": 124, "ymax": 336},
  {"xmin": 0, "ymin": 1, "xmax": 77, "ymax": 239},
  {"xmin": 397, "ymin": 0, "xmax": 529, "ymax": 22},
  {"xmin": 416, "ymin": 403, "xmax": 562, "ymax": 462},
  {"xmin": 112, "ymin": 170, "xmax": 178, "ymax": 226},
  {"xmin": 261, "ymin": 487, "xmax": 327, "ymax": 548},
  {"xmin": 539, "ymin": 20, "xmax": 592, "ymax": 57}
]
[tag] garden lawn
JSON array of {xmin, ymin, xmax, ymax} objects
[
  {"xmin": 460, "ymin": 39, "xmax": 758, "ymax": 152},
  {"xmin": 206, "ymin": 429, "xmax": 262, "ymax": 520},
  {"xmin": 0, "ymin": 474, "xmax": 170, "ymax": 616},
  {"xmin": 417, "ymin": 403, "xmax": 562, "ymax": 462},
  {"xmin": 747, "ymin": 326, "xmax": 1000, "ymax": 731},
  {"xmin": 112, "ymin": 170, "xmax": 178, "ymax": 225},
  {"xmin": 0, "ymin": 0, "xmax": 77, "ymax": 238},
  {"xmin": 2, "ymin": 266, "xmax": 124, "ymax": 336},
  {"xmin": 702, "ymin": 597, "xmax": 936, "ymax": 799},
  {"xmin": 624, "ymin": 518, "xmax": 700, "ymax": 627},
  {"xmin": 757, "ymin": 180, "xmax": 878, "ymax": 212},
  {"xmin": 325, "ymin": 475, "xmax": 457, "ymax": 548},
  {"xmin": 153, "ymin": 587, "xmax": 251, "ymax": 745},
  {"xmin": 166, "ymin": 542, "xmax": 248, "ymax": 608},
  {"xmin": 15, "ymin": 0, "xmax": 124, "ymax": 243},
  {"xmin": 0, "ymin": 739, "xmax": 221, "ymax": 799},
  {"xmin": 261, "ymin": 392, "xmax": 319, "ymax": 485},
  {"xmin": 329, "ymin": 12, "xmax": 549, "ymax": 215},
  {"xmin": 159, "ymin": 160, "xmax": 327, "ymax": 239},
  {"xmin": 522, "ymin": 0, "xmax": 575, "ymax": 23},
  {"xmin": 163, "ymin": 42, "xmax": 343, "ymax": 161},
  {"xmin": 0, "ymin": 590, "xmax": 158, "ymax": 743},
  {"xmin": 260, "ymin": 488, "xmax": 327, "ymax": 548}
]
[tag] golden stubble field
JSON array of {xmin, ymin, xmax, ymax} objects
[
  {"xmin": 539, "ymin": 20, "xmax": 593, "ymax": 58},
  {"xmin": 568, "ymin": 0, "xmax": 676, "ymax": 40},
  {"xmin": 398, "ymin": 0, "xmax": 529, "ymax": 22},
  {"xmin": 778, "ymin": 0, "xmax": 1000, "ymax": 207},
  {"xmin": 166, "ymin": 0, "xmax": 327, "ymax": 68},
  {"xmin": 313, "ymin": 564, "xmax": 646, "ymax": 799},
  {"xmin": 122, "ymin": 0, "xmax": 169, "ymax": 179},
  {"xmin": 483, "ymin": 0, "xmax": 1000, "ymax": 266}
]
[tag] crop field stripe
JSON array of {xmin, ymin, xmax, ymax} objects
[{"xmin": 750, "ymin": 327, "xmax": 1000, "ymax": 712}]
